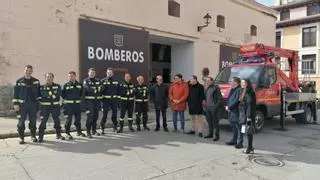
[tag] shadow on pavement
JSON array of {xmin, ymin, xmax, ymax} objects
[{"xmin": 29, "ymin": 115, "xmax": 320, "ymax": 166}]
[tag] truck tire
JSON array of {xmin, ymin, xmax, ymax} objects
[
  {"xmin": 295, "ymin": 105, "xmax": 313, "ymax": 124},
  {"xmin": 254, "ymin": 110, "xmax": 265, "ymax": 133}
]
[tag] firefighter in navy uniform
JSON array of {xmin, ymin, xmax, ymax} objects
[
  {"xmin": 62, "ymin": 71, "xmax": 86, "ymax": 139},
  {"xmin": 135, "ymin": 75, "xmax": 150, "ymax": 131},
  {"xmin": 118, "ymin": 73, "xmax": 135, "ymax": 133},
  {"xmin": 13, "ymin": 65, "xmax": 40, "ymax": 144},
  {"xmin": 38, "ymin": 73, "xmax": 65, "ymax": 142},
  {"xmin": 100, "ymin": 68, "xmax": 119, "ymax": 134},
  {"xmin": 83, "ymin": 68, "xmax": 102, "ymax": 138}
]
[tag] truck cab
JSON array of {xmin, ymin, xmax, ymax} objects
[{"xmin": 214, "ymin": 43, "xmax": 306, "ymax": 132}]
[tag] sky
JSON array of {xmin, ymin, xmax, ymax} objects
[{"xmin": 256, "ymin": 0, "xmax": 275, "ymax": 6}]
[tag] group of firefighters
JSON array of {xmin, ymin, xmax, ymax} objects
[{"xmin": 13, "ymin": 65, "xmax": 151, "ymax": 144}]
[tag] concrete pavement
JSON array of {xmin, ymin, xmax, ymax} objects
[{"xmin": 1, "ymin": 117, "xmax": 320, "ymax": 180}]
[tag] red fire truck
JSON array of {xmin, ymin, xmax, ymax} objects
[{"xmin": 215, "ymin": 43, "xmax": 317, "ymax": 132}]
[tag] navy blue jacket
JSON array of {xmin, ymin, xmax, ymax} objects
[
  {"xmin": 119, "ymin": 81, "xmax": 135, "ymax": 100},
  {"xmin": 62, "ymin": 81, "xmax": 83, "ymax": 102},
  {"xmin": 39, "ymin": 83, "xmax": 61, "ymax": 105},
  {"xmin": 13, "ymin": 76, "xmax": 40, "ymax": 105},
  {"xmin": 83, "ymin": 77, "xmax": 102, "ymax": 100},
  {"xmin": 227, "ymin": 86, "xmax": 240, "ymax": 123},
  {"xmin": 101, "ymin": 76, "xmax": 120, "ymax": 100},
  {"xmin": 135, "ymin": 84, "xmax": 149, "ymax": 103}
]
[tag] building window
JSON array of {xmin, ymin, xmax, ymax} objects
[
  {"xmin": 276, "ymin": 31, "xmax": 281, "ymax": 48},
  {"xmin": 302, "ymin": 26, "xmax": 317, "ymax": 47},
  {"xmin": 217, "ymin": 15, "xmax": 225, "ymax": 29},
  {"xmin": 301, "ymin": 54, "xmax": 316, "ymax": 74},
  {"xmin": 168, "ymin": 0, "xmax": 180, "ymax": 17},
  {"xmin": 250, "ymin": 25, "xmax": 257, "ymax": 36},
  {"xmin": 307, "ymin": 3, "xmax": 320, "ymax": 16},
  {"xmin": 280, "ymin": 9, "xmax": 290, "ymax": 21}
]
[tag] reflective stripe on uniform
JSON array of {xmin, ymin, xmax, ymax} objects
[
  {"xmin": 120, "ymin": 97, "xmax": 134, "ymax": 101},
  {"xmin": 86, "ymin": 110, "xmax": 90, "ymax": 114},
  {"xmin": 85, "ymin": 96, "xmax": 95, "ymax": 99},
  {"xmin": 136, "ymin": 99, "xmax": 149, "ymax": 102},
  {"xmin": 40, "ymin": 102, "xmax": 60, "ymax": 106},
  {"xmin": 76, "ymin": 85, "xmax": 82, "ymax": 89},
  {"xmin": 128, "ymin": 118, "xmax": 133, "ymax": 121},
  {"xmin": 103, "ymin": 95, "xmax": 118, "ymax": 99},
  {"xmin": 64, "ymin": 100, "xmax": 81, "ymax": 104},
  {"xmin": 12, "ymin": 99, "xmax": 24, "ymax": 103},
  {"xmin": 119, "ymin": 118, "xmax": 124, "ymax": 121}
]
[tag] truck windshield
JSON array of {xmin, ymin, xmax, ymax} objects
[{"xmin": 215, "ymin": 66, "xmax": 264, "ymax": 84}]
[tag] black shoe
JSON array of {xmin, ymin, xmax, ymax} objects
[
  {"xmin": 155, "ymin": 128, "xmax": 160, "ymax": 132},
  {"xmin": 204, "ymin": 135, "xmax": 213, "ymax": 139},
  {"xmin": 244, "ymin": 148, "xmax": 254, "ymax": 154},
  {"xmin": 143, "ymin": 126, "xmax": 150, "ymax": 131},
  {"xmin": 235, "ymin": 144, "xmax": 244, "ymax": 149},
  {"xmin": 186, "ymin": 131, "xmax": 195, "ymax": 135},
  {"xmin": 113, "ymin": 127, "xmax": 118, "ymax": 132},
  {"xmin": 38, "ymin": 138, "xmax": 44, "ymax": 143},
  {"xmin": 31, "ymin": 136, "xmax": 38, "ymax": 143},
  {"xmin": 117, "ymin": 128, "xmax": 123, "ymax": 133},
  {"xmin": 137, "ymin": 126, "xmax": 141, "ymax": 131},
  {"xmin": 129, "ymin": 127, "xmax": 135, "ymax": 132},
  {"xmin": 56, "ymin": 135, "xmax": 66, "ymax": 140},
  {"xmin": 19, "ymin": 139, "xmax": 25, "ymax": 144},
  {"xmin": 92, "ymin": 131, "xmax": 101, "ymax": 136},
  {"xmin": 77, "ymin": 132, "xmax": 86, "ymax": 137},
  {"xmin": 87, "ymin": 132, "xmax": 92, "ymax": 138},
  {"xmin": 101, "ymin": 129, "xmax": 105, "ymax": 135},
  {"xmin": 164, "ymin": 127, "xmax": 169, "ymax": 132},
  {"xmin": 66, "ymin": 134, "xmax": 73, "ymax": 140},
  {"xmin": 199, "ymin": 133, "xmax": 203, "ymax": 138},
  {"xmin": 213, "ymin": 137, "xmax": 220, "ymax": 141},
  {"xmin": 226, "ymin": 141, "xmax": 236, "ymax": 146}
]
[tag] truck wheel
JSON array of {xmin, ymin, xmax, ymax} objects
[
  {"xmin": 254, "ymin": 110, "xmax": 265, "ymax": 133},
  {"xmin": 295, "ymin": 105, "xmax": 313, "ymax": 124}
]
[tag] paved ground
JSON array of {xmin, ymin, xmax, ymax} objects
[{"xmin": 1, "ymin": 115, "xmax": 320, "ymax": 180}]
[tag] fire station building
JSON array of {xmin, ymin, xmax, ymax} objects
[{"xmin": 0, "ymin": 0, "xmax": 276, "ymax": 115}]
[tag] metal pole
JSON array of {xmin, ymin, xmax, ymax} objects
[{"xmin": 275, "ymin": 87, "xmax": 287, "ymax": 131}]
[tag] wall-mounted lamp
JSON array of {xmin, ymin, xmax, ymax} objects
[{"xmin": 197, "ymin": 13, "xmax": 212, "ymax": 32}]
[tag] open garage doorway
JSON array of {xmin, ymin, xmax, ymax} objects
[{"xmin": 149, "ymin": 35, "xmax": 194, "ymax": 84}]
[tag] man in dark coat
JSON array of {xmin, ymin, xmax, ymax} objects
[
  {"xmin": 150, "ymin": 75, "xmax": 169, "ymax": 132},
  {"xmin": 204, "ymin": 77, "xmax": 223, "ymax": 141},
  {"xmin": 226, "ymin": 77, "xmax": 242, "ymax": 147},
  {"xmin": 186, "ymin": 75, "xmax": 205, "ymax": 137}
]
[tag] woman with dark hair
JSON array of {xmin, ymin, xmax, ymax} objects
[{"xmin": 239, "ymin": 78, "xmax": 256, "ymax": 154}]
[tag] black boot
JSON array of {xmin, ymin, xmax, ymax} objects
[
  {"xmin": 31, "ymin": 130, "xmax": 38, "ymax": 143},
  {"xmin": 65, "ymin": 130, "xmax": 73, "ymax": 140},
  {"xmin": 76, "ymin": 127, "xmax": 86, "ymax": 137},
  {"xmin": 19, "ymin": 138, "xmax": 25, "ymax": 144},
  {"xmin": 113, "ymin": 125, "xmax": 118, "ymax": 133},
  {"xmin": 117, "ymin": 121, "xmax": 124, "ymax": 133},
  {"xmin": 56, "ymin": 129, "xmax": 65, "ymax": 140},
  {"xmin": 137, "ymin": 124, "xmax": 141, "ymax": 131},
  {"xmin": 92, "ymin": 130, "xmax": 101, "ymax": 136},
  {"xmin": 87, "ymin": 130, "xmax": 92, "ymax": 138},
  {"xmin": 143, "ymin": 125, "xmax": 150, "ymax": 131},
  {"xmin": 129, "ymin": 121, "xmax": 135, "ymax": 132},
  {"xmin": 101, "ymin": 125, "xmax": 105, "ymax": 135},
  {"xmin": 18, "ymin": 131, "xmax": 25, "ymax": 144}
]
